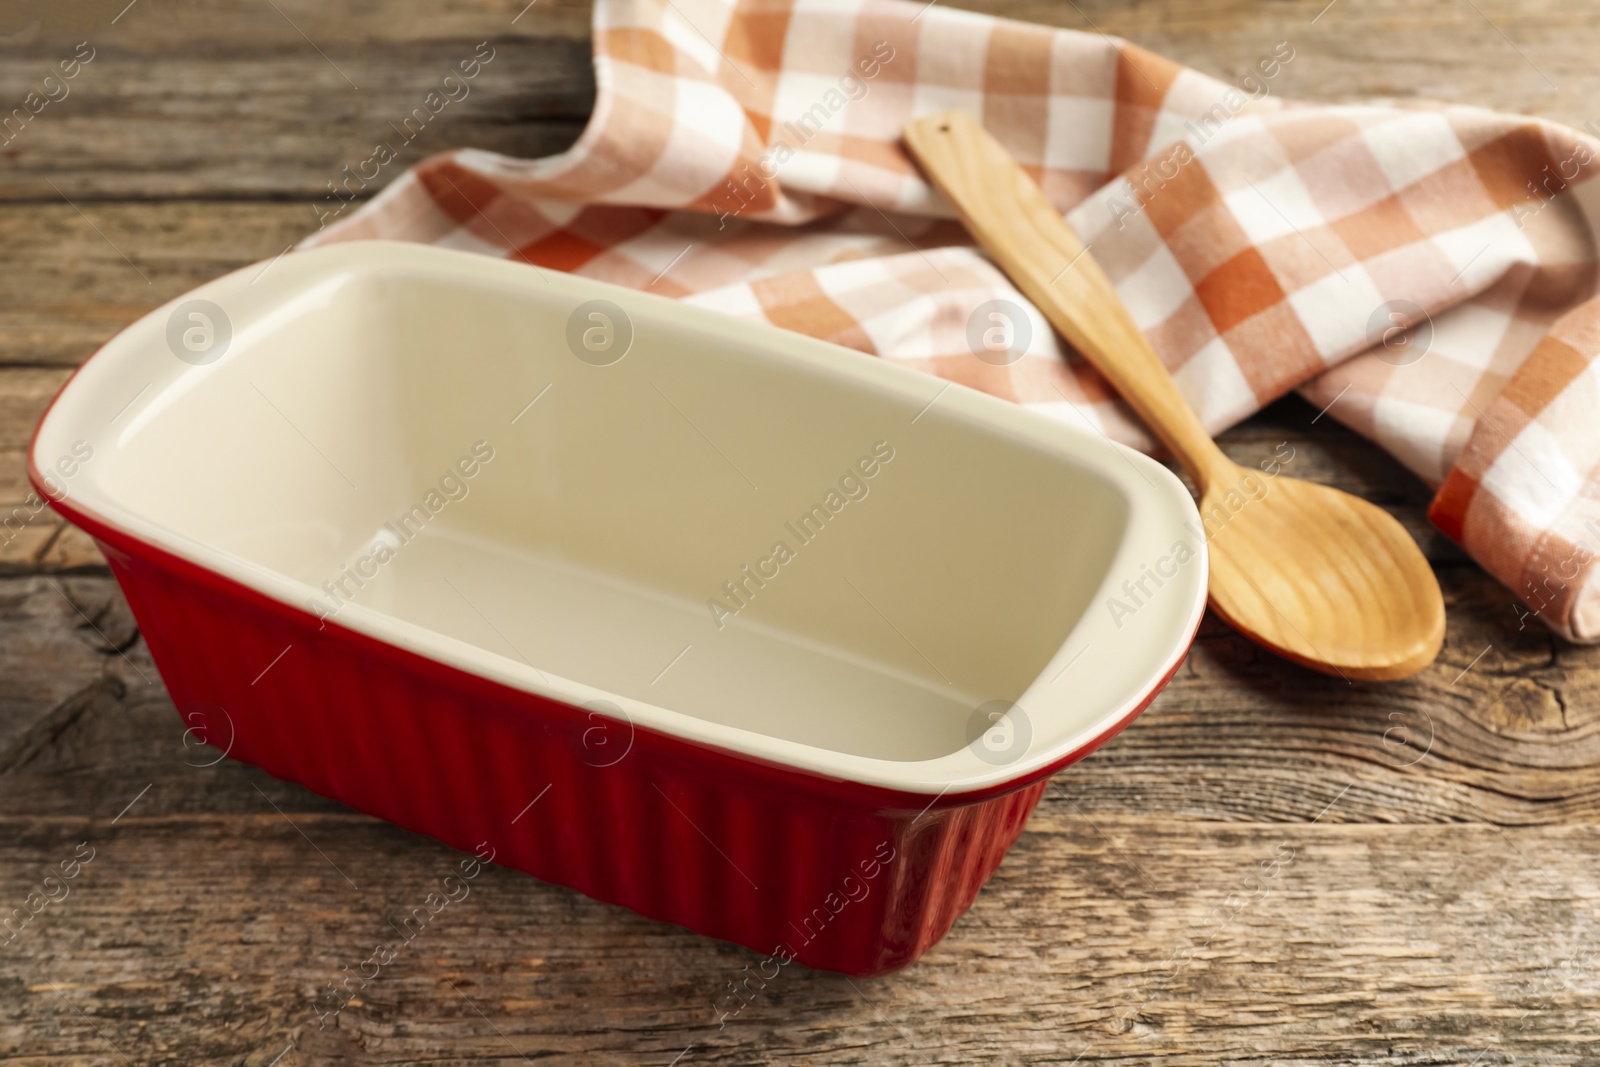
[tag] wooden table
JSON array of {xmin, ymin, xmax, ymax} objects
[{"xmin": 4, "ymin": 2, "xmax": 1599, "ymax": 1063}]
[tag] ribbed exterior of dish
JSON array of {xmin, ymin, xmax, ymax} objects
[{"xmin": 98, "ymin": 535, "xmax": 1048, "ymax": 976}]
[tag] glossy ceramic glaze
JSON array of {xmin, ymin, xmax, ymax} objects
[{"xmin": 31, "ymin": 241, "xmax": 1205, "ymax": 972}]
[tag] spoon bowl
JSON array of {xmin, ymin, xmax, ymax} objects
[
  {"xmin": 903, "ymin": 110, "xmax": 1446, "ymax": 680},
  {"xmin": 1202, "ymin": 467, "xmax": 1443, "ymax": 680}
]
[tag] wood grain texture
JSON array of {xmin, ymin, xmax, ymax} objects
[
  {"xmin": 5, "ymin": 0, "xmax": 1600, "ymax": 1063},
  {"xmin": 903, "ymin": 111, "xmax": 1445, "ymax": 680},
  {"xmin": 0, "ymin": 1, "xmax": 594, "ymax": 201}
]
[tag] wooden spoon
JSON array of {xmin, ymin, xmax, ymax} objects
[{"xmin": 903, "ymin": 110, "xmax": 1444, "ymax": 680}]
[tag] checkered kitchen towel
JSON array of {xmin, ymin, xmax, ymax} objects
[{"xmin": 303, "ymin": 0, "xmax": 1600, "ymax": 642}]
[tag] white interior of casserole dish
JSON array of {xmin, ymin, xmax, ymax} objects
[{"xmin": 31, "ymin": 241, "xmax": 1206, "ymax": 794}]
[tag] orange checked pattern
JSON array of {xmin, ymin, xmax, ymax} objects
[{"xmin": 303, "ymin": 0, "xmax": 1600, "ymax": 642}]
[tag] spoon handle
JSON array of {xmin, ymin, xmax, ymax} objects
[{"xmin": 903, "ymin": 110, "xmax": 1233, "ymax": 490}]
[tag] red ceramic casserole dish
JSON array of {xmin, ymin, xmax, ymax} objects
[{"xmin": 30, "ymin": 241, "xmax": 1205, "ymax": 975}]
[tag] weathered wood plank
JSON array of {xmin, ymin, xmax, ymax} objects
[
  {"xmin": 0, "ymin": 576, "xmax": 142, "ymax": 770},
  {"xmin": 888, "ymin": 0, "xmax": 1592, "ymax": 132},
  {"xmin": 0, "ymin": 1, "xmax": 593, "ymax": 201},
  {"xmin": 0, "ymin": 202, "xmax": 309, "ymax": 368},
  {"xmin": 3, "ymin": 807, "xmax": 1598, "ymax": 1065},
  {"xmin": 3, "ymin": 0, "xmax": 1597, "ymax": 202}
]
